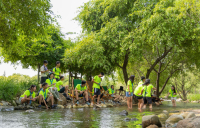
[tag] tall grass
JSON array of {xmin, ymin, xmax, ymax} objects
[
  {"xmin": 0, "ymin": 77, "xmax": 38, "ymax": 101},
  {"xmin": 187, "ymin": 94, "xmax": 200, "ymax": 101}
]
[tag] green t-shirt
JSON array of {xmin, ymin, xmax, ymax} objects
[
  {"xmin": 134, "ymin": 85, "xmax": 143, "ymax": 96},
  {"xmin": 76, "ymin": 84, "xmax": 87, "ymax": 91},
  {"xmin": 108, "ymin": 88, "xmax": 115, "ymax": 94},
  {"xmin": 53, "ymin": 67, "xmax": 61, "ymax": 79},
  {"xmin": 39, "ymin": 89, "xmax": 49, "ymax": 100},
  {"xmin": 93, "ymin": 75, "xmax": 101, "ymax": 89},
  {"xmin": 143, "ymin": 84, "xmax": 154, "ymax": 97},
  {"xmin": 56, "ymin": 80, "xmax": 63, "ymax": 91},
  {"xmin": 169, "ymin": 89, "xmax": 177, "ymax": 97},
  {"xmin": 46, "ymin": 78, "xmax": 57, "ymax": 89},
  {"xmin": 20, "ymin": 90, "xmax": 36, "ymax": 98},
  {"xmin": 126, "ymin": 80, "xmax": 134, "ymax": 93}
]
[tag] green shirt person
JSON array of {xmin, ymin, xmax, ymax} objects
[
  {"xmin": 126, "ymin": 75, "xmax": 135, "ymax": 109},
  {"xmin": 75, "ymin": 80, "xmax": 90, "ymax": 105},
  {"xmin": 53, "ymin": 61, "xmax": 61, "ymax": 81},
  {"xmin": 19, "ymin": 85, "xmax": 38, "ymax": 105},
  {"xmin": 167, "ymin": 85, "xmax": 177, "ymax": 107},
  {"xmin": 141, "ymin": 79, "xmax": 156, "ymax": 109}
]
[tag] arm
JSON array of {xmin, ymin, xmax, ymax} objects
[
  {"xmin": 153, "ymin": 87, "xmax": 156, "ymax": 90},
  {"xmin": 92, "ymin": 79, "xmax": 100, "ymax": 85},
  {"xmin": 167, "ymin": 92, "xmax": 170, "ymax": 97},
  {"xmin": 42, "ymin": 97, "xmax": 48, "ymax": 109},
  {"xmin": 140, "ymin": 89, "xmax": 144, "ymax": 95},
  {"xmin": 24, "ymin": 95, "xmax": 34, "ymax": 101}
]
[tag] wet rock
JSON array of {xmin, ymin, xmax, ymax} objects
[
  {"xmin": 14, "ymin": 105, "xmax": 25, "ymax": 110},
  {"xmin": 106, "ymin": 103, "xmax": 113, "ymax": 107},
  {"xmin": 26, "ymin": 105, "xmax": 34, "ymax": 109},
  {"xmin": 142, "ymin": 115, "xmax": 162, "ymax": 128},
  {"xmin": 11, "ymin": 100, "xmax": 17, "ymax": 106},
  {"xmin": 170, "ymin": 110, "xmax": 180, "ymax": 113},
  {"xmin": 124, "ymin": 118, "xmax": 131, "ymax": 121},
  {"xmin": 165, "ymin": 115, "xmax": 183, "ymax": 127},
  {"xmin": 101, "ymin": 104, "xmax": 107, "ymax": 107},
  {"xmin": 66, "ymin": 105, "xmax": 72, "ymax": 109},
  {"xmin": 169, "ymin": 113, "xmax": 181, "ymax": 116},
  {"xmin": 25, "ymin": 109, "xmax": 35, "ymax": 113},
  {"xmin": 146, "ymin": 125, "xmax": 158, "ymax": 128},
  {"xmin": 0, "ymin": 103, "xmax": 3, "ymax": 106},
  {"xmin": 191, "ymin": 101, "xmax": 198, "ymax": 103},
  {"xmin": 158, "ymin": 113, "xmax": 167, "ymax": 119},
  {"xmin": 185, "ymin": 112, "xmax": 196, "ymax": 119},
  {"xmin": 177, "ymin": 116, "xmax": 200, "ymax": 128},
  {"xmin": 1, "ymin": 101, "xmax": 9, "ymax": 106},
  {"xmin": 180, "ymin": 112, "xmax": 189, "ymax": 119},
  {"xmin": 119, "ymin": 110, "xmax": 128, "ymax": 116},
  {"xmin": 0, "ymin": 106, "xmax": 14, "ymax": 111},
  {"xmin": 131, "ymin": 118, "xmax": 139, "ymax": 121},
  {"xmin": 57, "ymin": 105, "xmax": 64, "ymax": 109},
  {"xmin": 163, "ymin": 110, "xmax": 169, "ymax": 115}
]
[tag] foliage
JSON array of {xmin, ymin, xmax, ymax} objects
[{"xmin": 187, "ymin": 94, "xmax": 200, "ymax": 101}]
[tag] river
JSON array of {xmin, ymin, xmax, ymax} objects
[{"xmin": 0, "ymin": 101, "xmax": 200, "ymax": 128}]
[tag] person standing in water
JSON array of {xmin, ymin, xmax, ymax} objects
[
  {"xmin": 167, "ymin": 85, "xmax": 177, "ymax": 107},
  {"xmin": 126, "ymin": 75, "xmax": 135, "ymax": 109},
  {"xmin": 19, "ymin": 85, "xmax": 38, "ymax": 105},
  {"xmin": 134, "ymin": 76, "xmax": 145, "ymax": 109},
  {"xmin": 141, "ymin": 79, "xmax": 156, "ymax": 109},
  {"xmin": 53, "ymin": 61, "xmax": 61, "ymax": 82},
  {"xmin": 40, "ymin": 60, "xmax": 49, "ymax": 88}
]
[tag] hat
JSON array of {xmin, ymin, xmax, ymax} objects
[
  {"xmin": 49, "ymin": 72, "xmax": 54, "ymax": 76},
  {"xmin": 141, "ymin": 76, "xmax": 145, "ymax": 80},
  {"xmin": 44, "ymin": 60, "xmax": 48, "ymax": 64},
  {"xmin": 143, "ymin": 79, "xmax": 150, "ymax": 85}
]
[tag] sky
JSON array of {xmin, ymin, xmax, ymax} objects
[{"xmin": 0, "ymin": 0, "xmax": 89, "ymax": 77}]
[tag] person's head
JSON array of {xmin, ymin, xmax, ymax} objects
[
  {"xmin": 49, "ymin": 72, "xmax": 54, "ymax": 78},
  {"xmin": 81, "ymin": 80, "xmax": 86, "ymax": 86},
  {"xmin": 43, "ymin": 60, "xmax": 48, "ymax": 66},
  {"xmin": 29, "ymin": 85, "xmax": 36, "ymax": 91},
  {"xmin": 129, "ymin": 75, "xmax": 135, "ymax": 82},
  {"xmin": 111, "ymin": 85, "xmax": 114, "ymax": 89},
  {"xmin": 99, "ymin": 72, "xmax": 104, "ymax": 77},
  {"xmin": 141, "ymin": 76, "xmax": 145, "ymax": 82},
  {"xmin": 60, "ymin": 76, "xmax": 64, "ymax": 81},
  {"xmin": 153, "ymin": 91, "xmax": 156, "ymax": 94},
  {"xmin": 143, "ymin": 79, "xmax": 150, "ymax": 86},
  {"xmin": 56, "ymin": 61, "xmax": 60, "ymax": 67},
  {"xmin": 42, "ymin": 83, "xmax": 48, "ymax": 89}
]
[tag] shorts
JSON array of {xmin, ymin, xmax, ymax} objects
[
  {"xmin": 152, "ymin": 97, "xmax": 159, "ymax": 102},
  {"xmin": 94, "ymin": 88, "xmax": 100, "ymax": 96},
  {"xmin": 41, "ymin": 99, "xmax": 48, "ymax": 106},
  {"xmin": 143, "ymin": 97, "xmax": 152, "ymax": 104},
  {"xmin": 111, "ymin": 94, "xmax": 114, "ymax": 97},
  {"xmin": 41, "ymin": 77, "xmax": 47, "ymax": 84},
  {"xmin": 136, "ymin": 96, "xmax": 143, "ymax": 99},
  {"xmin": 56, "ymin": 78, "xmax": 59, "ymax": 82},
  {"xmin": 19, "ymin": 97, "xmax": 23, "ymax": 104},
  {"xmin": 126, "ymin": 92, "xmax": 133, "ymax": 97},
  {"xmin": 58, "ymin": 87, "xmax": 65, "ymax": 93},
  {"xmin": 171, "ymin": 97, "xmax": 176, "ymax": 101}
]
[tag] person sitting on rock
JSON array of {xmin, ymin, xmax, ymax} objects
[
  {"xmin": 38, "ymin": 82, "xmax": 56, "ymax": 109},
  {"xmin": 75, "ymin": 80, "xmax": 90, "ymax": 105},
  {"xmin": 46, "ymin": 72, "xmax": 62, "ymax": 102},
  {"xmin": 56, "ymin": 76, "xmax": 71, "ymax": 101},
  {"xmin": 151, "ymin": 91, "xmax": 160, "ymax": 106},
  {"xmin": 108, "ymin": 85, "xmax": 121, "ymax": 103},
  {"xmin": 140, "ymin": 79, "xmax": 156, "ymax": 109},
  {"xmin": 19, "ymin": 85, "xmax": 38, "ymax": 105}
]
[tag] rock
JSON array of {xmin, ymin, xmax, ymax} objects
[
  {"xmin": 0, "ymin": 103, "xmax": 3, "ymax": 106},
  {"xmin": 26, "ymin": 105, "xmax": 34, "ymax": 109},
  {"xmin": 57, "ymin": 105, "xmax": 64, "ymax": 109},
  {"xmin": 96, "ymin": 104, "xmax": 102, "ymax": 108},
  {"xmin": 195, "ymin": 114, "xmax": 200, "ymax": 116},
  {"xmin": 158, "ymin": 113, "xmax": 167, "ymax": 119},
  {"xmin": 119, "ymin": 110, "xmax": 128, "ymax": 116},
  {"xmin": 163, "ymin": 110, "xmax": 169, "ymax": 115},
  {"xmin": 14, "ymin": 105, "xmax": 25, "ymax": 110},
  {"xmin": 0, "ymin": 106, "xmax": 14, "ymax": 111},
  {"xmin": 146, "ymin": 125, "xmax": 159, "ymax": 128},
  {"xmin": 131, "ymin": 118, "xmax": 139, "ymax": 121},
  {"xmin": 169, "ymin": 113, "xmax": 181, "ymax": 116},
  {"xmin": 177, "ymin": 116, "xmax": 200, "ymax": 128},
  {"xmin": 165, "ymin": 115, "xmax": 183, "ymax": 127},
  {"xmin": 180, "ymin": 112, "xmax": 189, "ymax": 119},
  {"xmin": 191, "ymin": 101, "xmax": 198, "ymax": 103},
  {"xmin": 66, "ymin": 105, "xmax": 72, "ymax": 108},
  {"xmin": 185, "ymin": 112, "xmax": 195, "ymax": 119},
  {"xmin": 106, "ymin": 103, "xmax": 113, "ymax": 107},
  {"xmin": 1, "ymin": 101, "xmax": 9, "ymax": 106},
  {"xmin": 124, "ymin": 118, "xmax": 131, "ymax": 121},
  {"xmin": 25, "ymin": 109, "xmax": 35, "ymax": 113},
  {"xmin": 142, "ymin": 115, "xmax": 162, "ymax": 128},
  {"xmin": 101, "ymin": 104, "xmax": 107, "ymax": 107},
  {"xmin": 170, "ymin": 110, "xmax": 180, "ymax": 113},
  {"xmin": 83, "ymin": 104, "xmax": 89, "ymax": 108}
]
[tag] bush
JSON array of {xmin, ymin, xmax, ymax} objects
[
  {"xmin": 0, "ymin": 76, "xmax": 38, "ymax": 101},
  {"xmin": 187, "ymin": 94, "xmax": 200, "ymax": 101}
]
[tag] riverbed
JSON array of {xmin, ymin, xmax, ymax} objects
[{"xmin": 0, "ymin": 101, "xmax": 200, "ymax": 128}]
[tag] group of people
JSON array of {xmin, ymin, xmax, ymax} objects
[{"xmin": 126, "ymin": 75, "xmax": 177, "ymax": 109}]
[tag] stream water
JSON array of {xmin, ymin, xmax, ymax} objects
[{"xmin": 0, "ymin": 101, "xmax": 200, "ymax": 128}]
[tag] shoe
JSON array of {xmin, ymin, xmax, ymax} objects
[
  {"xmin": 86, "ymin": 102, "xmax": 90, "ymax": 105},
  {"xmin": 57, "ymin": 98, "xmax": 63, "ymax": 102},
  {"xmin": 66, "ymin": 96, "xmax": 72, "ymax": 101},
  {"xmin": 38, "ymin": 105, "xmax": 41, "ymax": 108},
  {"xmin": 52, "ymin": 104, "xmax": 56, "ymax": 109},
  {"xmin": 76, "ymin": 101, "xmax": 79, "ymax": 105}
]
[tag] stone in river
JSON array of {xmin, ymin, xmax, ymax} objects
[
  {"xmin": 119, "ymin": 110, "xmax": 128, "ymax": 116},
  {"xmin": 177, "ymin": 116, "xmax": 200, "ymax": 128},
  {"xmin": 185, "ymin": 112, "xmax": 196, "ymax": 119},
  {"xmin": 165, "ymin": 114, "xmax": 183, "ymax": 127},
  {"xmin": 131, "ymin": 118, "xmax": 139, "ymax": 121},
  {"xmin": 142, "ymin": 115, "xmax": 162, "ymax": 128}
]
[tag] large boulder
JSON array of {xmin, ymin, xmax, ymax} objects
[
  {"xmin": 177, "ymin": 116, "xmax": 200, "ymax": 128},
  {"xmin": 119, "ymin": 110, "xmax": 128, "ymax": 116},
  {"xmin": 165, "ymin": 114, "xmax": 183, "ymax": 127},
  {"xmin": 185, "ymin": 112, "xmax": 196, "ymax": 119},
  {"xmin": 158, "ymin": 113, "xmax": 167, "ymax": 119},
  {"xmin": 180, "ymin": 112, "xmax": 189, "ymax": 119},
  {"xmin": 142, "ymin": 115, "xmax": 162, "ymax": 128}
]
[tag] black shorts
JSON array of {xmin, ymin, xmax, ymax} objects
[
  {"xmin": 152, "ymin": 97, "xmax": 159, "ymax": 103},
  {"xmin": 41, "ymin": 99, "xmax": 48, "ymax": 106},
  {"xmin": 79, "ymin": 92, "xmax": 84, "ymax": 97},
  {"xmin": 94, "ymin": 88, "xmax": 100, "ymax": 96},
  {"xmin": 41, "ymin": 77, "xmax": 47, "ymax": 84},
  {"xmin": 56, "ymin": 78, "xmax": 59, "ymax": 82},
  {"xmin": 58, "ymin": 87, "xmax": 65, "ymax": 93},
  {"xmin": 136, "ymin": 96, "xmax": 143, "ymax": 100},
  {"xmin": 143, "ymin": 97, "xmax": 152, "ymax": 104}
]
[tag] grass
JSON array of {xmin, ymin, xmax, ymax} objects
[
  {"xmin": 0, "ymin": 77, "xmax": 38, "ymax": 101},
  {"xmin": 187, "ymin": 94, "xmax": 200, "ymax": 101}
]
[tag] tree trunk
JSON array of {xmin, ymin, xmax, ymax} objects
[
  {"xmin": 122, "ymin": 52, "xmax": 129, "ymax": 85},
  {"xmin": 38, "ymin": 64, "xmax": 40, "ymax": 86},
  {"xmin": 156, "ymin": 72, "xmax": 160, "ymax": 97}
]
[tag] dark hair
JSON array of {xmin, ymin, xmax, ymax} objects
[
  {"xmin": 100, "ymin": 72, "xmax": 104, "ymax": 76},
  {"xmin": 141, "ymin": 76, "xmax": 145, "ymax": 80},
  {"xmin": 60, "ymin": 76, "xmax": 64, "ymax": 80},
  {"xmin": 56, "ymin": 61, "xmax": 60, "ymax": 65},
  {"xmin": 43, "ymin": 60, "xmax": 48, "ymax": 64},
  {"xmin": 143, "ymin": 79, "xmax": 150, "ymax": 85},
  {"xmin": 49, "ymin": 72, "xmax": 54, "ymax": 76},
  {"xmin": 28, "ymin": 85, "xmax": 36, "ymax": 90},
  {"xmin": 171, "ymin": 85, "xmax": 176, "ymax": 93},
  {"xmin": 129, "ymin": 75, "xmax": 135, "ymax": 82},
  {"xmin": 42, "ymin": 83, "xmax": 48, "ymax": 87},
  {"xmin": 111, "ymin": 85, "xmax": 114, "ymax": 88},
  {"xmin": 82, "ymin": 80, "xmax": 86, "ymax": 85}
]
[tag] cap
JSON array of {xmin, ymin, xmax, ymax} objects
[{"xmin": 143, "ymin": 79, "xmax": 150, "ymax": 85}]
